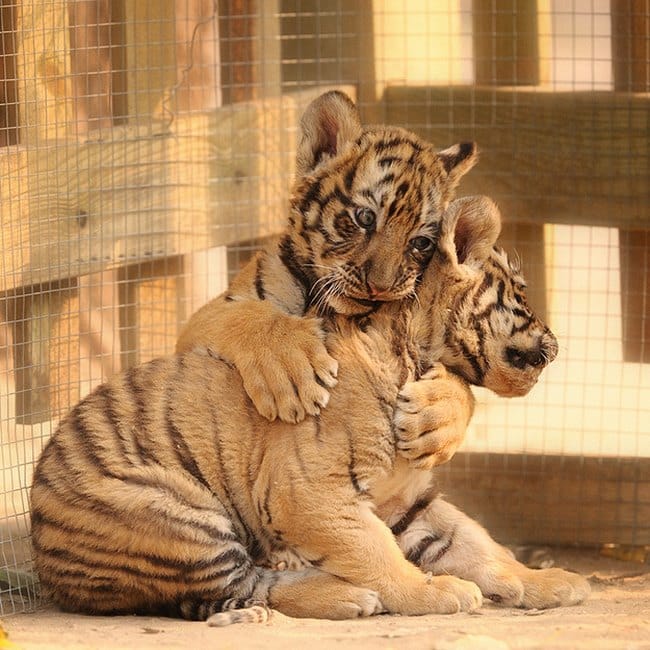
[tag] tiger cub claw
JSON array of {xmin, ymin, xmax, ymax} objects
[
  {"xmin": 394, "ymin": 364, "xmax": 474, "ymax": 469},
  {"xmin": 240, "ymin": 316, "xmax": 338, "ymax": 424}
]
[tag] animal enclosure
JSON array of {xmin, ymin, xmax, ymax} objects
[{"xmin": 1, "ymin": 0, "xmax": 648, "ymax": 616}]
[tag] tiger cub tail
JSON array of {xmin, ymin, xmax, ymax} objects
[{"xmin": 206, "ymin": 603, "xmax": 272, "ymax": 627}]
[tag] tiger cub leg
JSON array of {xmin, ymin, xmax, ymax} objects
[
  {"xmin": 278, "ymin": 501, "xmax": 482, "ymax": 616},
  {"xmin": 392, "ymin": 496, "xmax": 591, "ymax": 609},
  {"xmin": 208, "ymin": 567, "xmax": 383, "ymax": 625}
]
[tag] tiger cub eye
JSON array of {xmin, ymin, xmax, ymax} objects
[
  {"xmin": 411, "ymin": 236, "xmax": 434, "ymax": 253},
  {"xmin": 354, "ymin": 207, "xmax": 376, "ymax": 229}
]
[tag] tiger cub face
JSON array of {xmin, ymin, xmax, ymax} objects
[
  {"xmin": 282, "ymin": 91, "xmax": 478, "ymax": 316},
  {"xmin": 422, "ymin": 196, "xmax": 558, "ymax": 397}
]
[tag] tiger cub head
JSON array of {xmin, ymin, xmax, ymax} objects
[
  {"xmin": 282, "ymin": 90, "xmax": 479, "ymax": 316},
  {"xmin": 420, "ymin": 196, "xmax": 558, "ymax": 397}
]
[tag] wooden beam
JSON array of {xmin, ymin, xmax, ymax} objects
[
  {"xmin": 0, "ymin": 87, "xmax": 354, "ymax": 294},
  {"xmin": 384, "ymin": 86, "xmax": 650, "ymax": 230},
  {"xmin": 437, "ymin": 452, "xmax": 650, "ymax": 546},
  {"xmin": 122, "ymin": 1, "xmax": 176, "ymax": 121}
]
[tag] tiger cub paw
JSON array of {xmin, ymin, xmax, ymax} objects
[
  {"xmin": 394, "ymin": 364, "xmax": 474, "ymax": 469},
  {"xmin": 239, "ymin": 316, "xmax": 338, "ymax": 424},
  {"xmin": 515, "ymin": 567, "xmax": 591, "ymax": 609},
  {"xmin": 325, "ymin": 587, "xmax": 384, "ymax": 620},
  {"xmin": 423, "ymin": 575, "xmax": 483, "ymax": 614},
  {"xmin": 483, "ymin": 566, "xmax": 591, "ymax": 609}
]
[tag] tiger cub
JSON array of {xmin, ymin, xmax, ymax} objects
[
  {"xmin": 31, "ymin": 92, "xmax": 485, "ymax": 621},
  {"xmin": 176, "ymin": 90, "xmax": 476, "ymax": 469}
]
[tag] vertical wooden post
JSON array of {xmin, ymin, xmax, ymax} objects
[
  {"xmin": 68, "ymin": 1, "xmax": 127, "ymax": 395},
  {"xmin": 9, "ymin": 281, "xmax": 75, "ymax": 424},
  {"xmin": 174, "ymin": 0, "xmax": 221, "ymax": 111},
  {"xmin": 68, "ymin": 0, "xmax": 114, "ymax": 134},
  {"xmin": 612, "ymin": 0, "xmax": 650, "ymax": 93},
  {"xmin": 15, "ymin": 0, "xmax": 75, "ymax": 143},
  {"xmin": 1, "ymin": 0, "xmax": 18, "ymax": 146},
  {"xmin": 218, "ymin": 0, "xmax": 257, "ymax": 104},
  {"xmin": 472, "ymin": 0, "xmax": 547, "ymax": 318},
  {"xmin": 614, "ymin": 3, "xmax": 650, "ymax": 361},
  {"xmin": 278, "ymin": 0, "xmax": 376, "ymax": 119},
  {"xmin": 619, "ymin": 230, "xmax": 649, "ymax": 363},
  {"xmin": 612, "ymin": 2, "xmax": 650, "ymax": 362},
  {"xmin": 473, "ymin": 0, "xmax": 541, "ymax": 85}
]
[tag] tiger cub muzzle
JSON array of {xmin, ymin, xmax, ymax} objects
[{"xmin": 505, "ymin": 328, "xmax": 558, "ymax": 371}]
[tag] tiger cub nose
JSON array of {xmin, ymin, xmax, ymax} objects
[
  {"xmin": 366, "ymin": 280, "xmax": 391, "ymax": 299},
  {"xmin": 506, "ymin": 332, "xmax": 558, "ymax": 370}
]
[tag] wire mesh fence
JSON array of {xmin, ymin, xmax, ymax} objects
[{"xmin": 1, "ymin": 0, "xmax": 648, "ymax": 615}]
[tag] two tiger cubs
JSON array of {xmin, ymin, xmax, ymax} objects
[{"xmin": 30, "ymin": 91, "xmax": 589, "ymax": 623}]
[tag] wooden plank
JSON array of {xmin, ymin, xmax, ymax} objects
[
  {"xmin": 384, "ymin": 86, "xmax": 650, "ymax": 230},
  {"xmin": 473, "ymin": 0, "xmax": 540, "ymax": 85},
  {"xmin": 0, "ymin": 87, "xmax": 352, "ymax": 295},
  {"xmin": 437, "ymin": 452, "xmax": 650, "ymax": 546},
  {"xmin": 219, "ymin": 0, "xmax": 257, "ymax": 104}
]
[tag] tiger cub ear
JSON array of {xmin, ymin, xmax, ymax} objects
[
  {"xmin": 296, "ymin": 91, "xmax": 363, "ymax": 176},
  {"xmin": 438, "ymin": 142, "xmax": 479, "ymax": 197},
  {"xmin": 442, "ymin": 195, "xmax": 502, "ymax": 264}
]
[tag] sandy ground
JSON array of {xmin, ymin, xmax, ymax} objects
[{"xmin": 3, "ymin": 548, "xmax": 649, "ymax": 650}]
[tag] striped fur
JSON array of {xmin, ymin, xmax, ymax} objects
[{"xmin": 31, "ymin": 93, "xmax": 590, "ymax": 624}]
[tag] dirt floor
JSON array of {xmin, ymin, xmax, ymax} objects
[{"xmin": 2, "ymin": 548, "xmax": 649, "ymax": 650}]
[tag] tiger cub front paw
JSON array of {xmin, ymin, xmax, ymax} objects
[
  {"xmin": 394, "ymin": 364, "xmax": 474, "ymax": 469},
  {"xmin": 422, "ymin": 575, "xmax": 483, "ymax": 614},
  {"xmin": 239, "ymin": 315, "xmax": 338, "ymax": 424}
]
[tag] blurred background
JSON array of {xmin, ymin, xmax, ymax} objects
[{"xmin": 1, "ymin": 0, "xmax": 648, "ymax": 614}]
